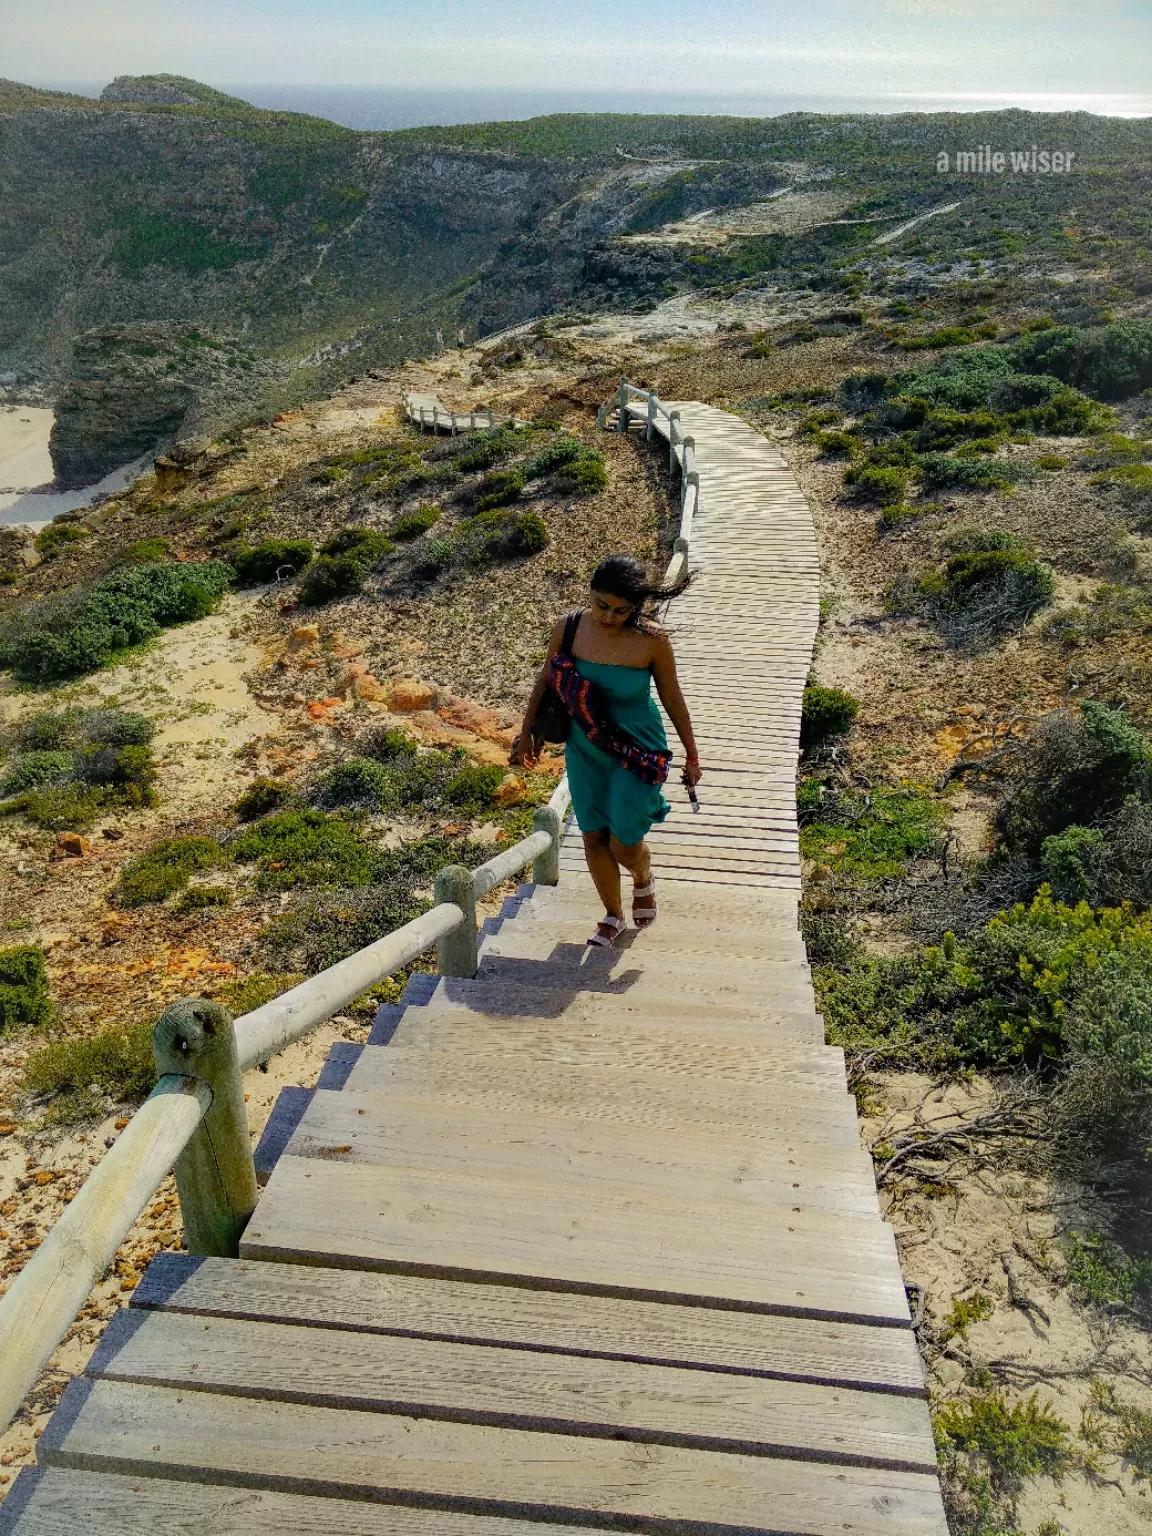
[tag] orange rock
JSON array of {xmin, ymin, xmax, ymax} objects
[
  {"xmin": 306, "ymin": 697, "xmax": 344, "ymax": 721},
  {"xmin": 353, "ymin": 674, "xmax": 385, "ymax": 702},
  {"xmin": 287, "ymin": 624, "xmax": 320, "ymax": 652},
  {"xmin": 493, "ymin": 774, "xmax": 529, "ymax": 806},
  {"xmin": 52, "ymin": 832, "xmax": 91, "ymax": 860},
  {"xmin": 388, "ymin": 678, "xmax": 435, "ymax": 712}
]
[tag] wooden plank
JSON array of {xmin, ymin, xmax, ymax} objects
[
  {"xmin": 40, "ymin": 1381, "xmax": 949, "ymax": 1535},
  {"xmin": 394, "ymin": 999, "xmax": 825, "ymax": 1044},
  {"xmin": 398, "ymin": 982, "xmax": 810, "ymax": 1030},
  {"xmin": 476, "ymin": 936, "xmax": 809, "ymax": 979},
  {"xmin": 338, "ymin": 1051, "xmax": 855, "ymax": 1144},
  {"xmin": 245, "ymin": 1158, "xmax": 909, "ymax": 1325},
  {"xmin": 132, "ymin": 1253, "xmax": 921, "ymax": 1394},
  {"xmin": 282, "ymin": 1092, "xmax": 880, "ymax": 1221},
  {"xmin": 0, "ymin": 1466, "xmax": 600, "ymax": 1536},
  {"xmin": 88, "ymin": 1309, "xmax": 936, "ymax": 1473}
]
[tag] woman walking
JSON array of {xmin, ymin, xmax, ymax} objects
[{"xmin": 512, "ymin": 556, "xmax": 701, "ymax": 947}]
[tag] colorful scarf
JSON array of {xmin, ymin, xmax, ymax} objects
[{"xmin": 549, "ymin": 652, "xmax": 671, "ymax": 786}]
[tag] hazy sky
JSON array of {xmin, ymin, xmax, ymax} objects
[{"xmin": 6, "ymin": 0, "xmax": 1151, "ymax": 99}]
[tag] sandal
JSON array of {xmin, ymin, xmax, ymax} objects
[
  {"xmin": 632, "ymin": 880, "xmax": 658, "ymax": 930},
  {"xmin": 587, "ymin": 914, "xmax": 625, "ymax": 948}
]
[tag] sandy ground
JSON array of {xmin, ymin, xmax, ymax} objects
[{"xmin": 0, "ymin": 405, "xmax": 148, "ymax": 530}]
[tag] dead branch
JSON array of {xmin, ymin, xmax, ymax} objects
[{"xmin": 1000, "ymin": 1248, "xmax": 1051, "ymax": 1327}]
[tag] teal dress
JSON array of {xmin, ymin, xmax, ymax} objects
[{"xmin": 566, "ymin": 658, "xmax": 670, "ymax": 847}]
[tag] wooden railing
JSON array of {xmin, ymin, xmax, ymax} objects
[
  {"xmin": 599, "ymin": 381, "xmax": 696, "ymax": 585},
  {"xmin": 404, "ymin": 396, "xmax": 516, "ymax": 435},
  {"xmin": 0, "ymin": 777, "xmax": 570, "ymax": 1432}
]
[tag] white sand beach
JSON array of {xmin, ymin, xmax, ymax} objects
[{"xmin": 0, "ymin": 404, "xmax": 146, "ymax": 529}]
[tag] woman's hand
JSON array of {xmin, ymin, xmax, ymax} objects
[
  {"xmin": 682, "ymin": 757, "xmax": 703, "ymax": 787},
  {"xmin": 510, "ymin": 730, "xmax": 538, "ymax": 769}
]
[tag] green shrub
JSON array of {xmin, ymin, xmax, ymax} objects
[
  {"xmin": 34, "ymin": 522, "xmax": 88, "ymax": 559},
  {"xmin": 390, "ymin": 504, "xmax": 442, "ymax": 540},
  {"xmin": 361, "ymin": 726, "xmax": 418, "ymax": 762},
  {"xmin": 1, "ymin": 750, "xmax": 75, "ymax": 795},
  {"xmin": 0, "ymin": 561, "xmax": 233, "ymax": 684},
  {"xmin": 5, "ymin": 784, "xmax": 110, "ymax": 831},
  {"xmin": 475, "ymin": 470, "xmax": 524, "ymax": 512},
  {"xmin": 445, "ymin": 762, "xmax": 507, "ymax": 812},
  {"xmin": 116, "ymin": 836, "xmax": 226, "ymax": 907},
  {"xmin": 996, "ymin": 702, "xmax": 1152, "ymax": 853},
  {"xmin": 812, "ymin": 430, "xmax": 859, "ymax": 459},
  {"xmin": 556, "ymin": 455, "xmax": 607, "ymax": 494},
  {"xmin": 453, "ymin": 427, "xmax": 523, "ymax": 473},
  {"xmin": 502, "ymin": 511, "xmax": 549, "ymax": 556},
  {"xmin": 320, "ymin": 528, "xmax": 394, "ymax": 564},
  {"xmin": 936, "ymin": 1390, "xmax": 1073, "ymax": 1491},
  {"xmin": 78, "ymin": 709, "xmax": 154, "ymax": 747},
  {"xmin": 0, "ymin": 946, "xmax": 51, "ymax": 1035},
  {"xmin": 234, "ymin": 777, "xmax": 296, "ymax": 820},
  {"xmin": 1066, "ymin": 1234, "xmax": 1152, "ymax": 1309},
  {"xmin": 76, "ymin": 743, "xmax": 158, "ymax": 806},
  {"xmin": 1010, "ymin": 318, "xmax": 1152, "ymax": 400},
  {"xmin": 917, "ymin": 452, "xmax": 1029, "ymax": 491},
  {"xmin": 297, "ymin": 553, "xmax": 367, "ymax": 606},
  {"xmin": 24, "ymin": 1020, "xmax": 153, "ymax": 1113},
  {"xmin": 800, "ymin": 784, "xmax": 942, "ymax": 879},
  {"xmin": 230, "ymin": 538, "xmax": 313, "ymax": 586},
  {"xmin": 801, "ymin": 685, "xmax": 859, "ymax": 746},
  {"xmin": 312, "ymin": 757, "xmax": 392, "ymax": 809},
  {"xmin": 411, "ymin": 537, "xmax": 455, "ymax": 578},
  {"xmin": 229, "ymin": 808, "xmax": 387, "ymax": 890},
  {"xmin": 116, "ymin": 537, "xmax": 172, "ymax": 565},
  {"xmin": 843, "ymin": 464, "xmax": 910, "ymax": 506},
  {"xmin": 521, "ymin": 438, "xmax": 586, "ymax": 478},
  {"xmin": 914, "ymin": 408, "xmax": 1005, "ymax": 451},
  {"xmin": 175, "ymin": 884, "xmax": 234, "ymax": 913}
]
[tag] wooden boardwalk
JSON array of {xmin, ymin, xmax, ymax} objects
[{"xmin": 2, "ymin": 402, "xmax": 946, "ymax": 1535}]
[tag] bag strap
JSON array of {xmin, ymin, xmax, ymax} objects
[{"xmin": 560, "ymin": 608, "xmax": 582, "ymax": 656}]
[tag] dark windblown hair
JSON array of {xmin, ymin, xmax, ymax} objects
[{"xmin": 590, "ymin": 554, "xmax": 692, "ymax": 629}]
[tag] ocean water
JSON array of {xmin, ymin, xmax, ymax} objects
[{"xmin": 37, "ymin": 83, "xmax": 1152, "ymax": 129}]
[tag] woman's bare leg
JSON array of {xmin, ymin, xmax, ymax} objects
[
  {"xmin": 610, "ymin": 836, "xmax": 655, "ymax": 922},
  {"xmin": 582, "ymin": 829, "xmax": 623, "ymax": 921}
]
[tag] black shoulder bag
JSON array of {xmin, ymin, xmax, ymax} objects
[{"xmin": 530, "ymin": 609, "xmax": 582, "ymax": 746}]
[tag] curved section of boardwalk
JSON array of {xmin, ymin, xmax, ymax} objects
[{"xmin": 3, "ymin": 403, "xmax": 946, "ymax": 1535}]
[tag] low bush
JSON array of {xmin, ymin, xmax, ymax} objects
[
  {"xmin": 77, "ymin": 709, "xmax": 154, "ymax": 747},
  {"xmin": 361, "ymin": 725, "xmax": 418, "ymax": 762},
  {"xmin": 229, "ymin": 808, "xmax": 387, "ymax": 890},
  {"xmin": 298, "ymin": 553, "xmax": 366, "ymax": 606},
  {"xmin": 415, "ymin": 510, "xmax": 549, "ymax": 578},
  {"xmin": 390, "ymin": 504, "xmax": 442, "ymax": 540},
  {"xmin": 175, "ymin": 884, "xmax": 234, "ymax": 913},
  {"xmin": 916, "ymin": 452, "xmax": 1029, "ymax": 492},
  {"xmin": 812, "ymin": 430, "xmax": 859, "ymax": 459},
  {"xmin": 1, "ymin": 750, "xmax": 75, "ymax": 795},
  {"xmin": 452, "ymin": 426, "xmax": 525, "ymax": 473},
  {"xmin": 233, "ymin": 777, "xmax": 296, "ymax": 821},
  {"xmin": 799, "ymin": 783, "xmax": 943, "ymax": 880},
  {"xmin": 445, "ymin": 762, "xmax": 507, "ymax": 812},
  {"xmin": 230, "ymin": 538, "xmax": 313, "ymax": 586},
  {"xmin": 320, "ymin": 528, "xmax": 394, "ymax": 564},
  {"xmin": 116, "ymin": 537, "xmax": 172, "ymax": 565},
  {"xmin": 474, "ymin": 469, "xmax": 524, "ymax": 512},
  {"xmin": 843, "ymin": 464, "xmax": 910, "ymax": 506},
  {"xmin": 75, "ymin": 743, "xmax": 158, "ymax": 806},
  {"xmin": 556, "ymin": 454, "xmax": 607, "ymax": 494},
  {"xmin": 312, "ymin": 756, "xmax": 392, "ymax": 809},
  {"xmin": 34, "ymin": 522, "xmax": 88, "ymax": 559},
  {"xmin": 24, "ymin": 1020, "xmax": 154, "ymax": 1117},
  {"xmin": 936, "ymin": 1388, "xmax": 1073, "ymax": 1527},
  {"xmin": 907, "ymin": 533, "xmax": 1054, "ymax": 641},
  {"xmin": 521, "ymin": 438, "xmax": 585, "ymax": 478},
  {"xmin": 116, "ymin": 836, "xmax": 226, "ymax": 907},
  {"xmin": 0, "ymin": 945, "xmax": 51, "ymax": 1035},
  {"xmin": 801, "ymin": 685, "xmax": 859, "ymax": 746},
  {"xmin": 0, "ymin": 561, "xmax": 233, "ymax": 684}
]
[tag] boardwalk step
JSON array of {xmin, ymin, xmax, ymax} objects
[
  {"xmin": 339, "ymin": 1046, "xmax": 858, "ymax": 1143},
  {"xmin": 87, "ymin": 1306, "xmax": 937, "ymax": 1474},
  {"xmin": 384, "ymin": 1012, "xmax": 840, "ymax": 1073},
  {"xmin": 133, "ymin": 1253, "xmax": 921, "ymax": 1393},
  {"xmin": 244, "ymin": 1157, "xmax": 909, "ymax": 1325},
  {"xmin": 476, "ymin": 934, "xmax": 810, "ymax": 980},
  {"xmin": 0, "ymin": 1467, "xmax": 600, "ymax": 1536},
  {"xmin": 466, "ymin": 955, "xmax": 814, "ymax": 1008},
  {"xmin": 282, "ymin": 1089, "xmax": 881, "ymax": 1217},
  {"xmin": 392, "ymin": 983, "xmax": 823, "ymax": 1032},
  {"xmin": 38, "ymin": 1380, "xmax": 949, "ymax": 1535}
]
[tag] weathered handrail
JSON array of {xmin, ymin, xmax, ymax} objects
[
  {"xmin": 404, "ymin": 394, "xmax": 513, "ymax": 434},
  {"xmin": 0, "ymin": 772, "xmax": 571, "ymax": 1433},
  {"xmin": 602, "ymin": 380, "xmax": 698, "ymax": 572}
]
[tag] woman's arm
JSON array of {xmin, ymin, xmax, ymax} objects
[
  {"xmin": 510, "ymin": 617, "xmax": 567, "ymax": 766},
  {"xmin": 650, "ymin": 633, "xmax": 702, "ymax": 785}
]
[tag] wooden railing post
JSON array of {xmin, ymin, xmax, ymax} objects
[
  {"xmin": 434, "ymin": 864, "xmax": 478, "ymax": 978},
  {"xmin": 616, "ymin": 378, "xmax": 630, "ymax": 434},
  {"xmin": 152, "ymin": 999, "xmax": 258, "ymax": 1258},
  {"xmin": 530, "ymin": 804, "xmax": 562, "ymax": 886},
  {"xmin": 646, "ymin": 393, "xmax": 658, "ymax": 441},
  {"xmin": 668, "ymin": 411, "xmax": 682, "ymax": 471}
]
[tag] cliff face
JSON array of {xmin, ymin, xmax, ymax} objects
[{"xmin": 50, "ymin": 324, "xmax": 280, "ymax": 487}]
